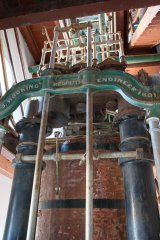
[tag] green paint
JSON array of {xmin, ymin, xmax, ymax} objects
[
  {"xmin": 0, "ymin": 69, "xmax": 160, "ymax": 120},
  {"xmin": 125, "ymin": 54, "xmax": 160, "ymax": 64},
  {"xmin": 28, "ymin": 54, "xmax": 160, "ymax": 74}
]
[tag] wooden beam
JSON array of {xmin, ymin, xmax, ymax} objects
[
  {"xmin": 20, "ymin": 26, "xmax": 41, "ymax": 63},
  {"xmin": 0, "ymin": 0, "xmax": 160, "ymax": 29},
  {"xmin": 0, "ymin": 155, "xmax": 14, "ymax": 179},
  {"xmin": 126, "ymin": 61, "xmax": 160, "ymax": 75},
  {"xmin": 131, "ymin": 6, "xmax": 160, "ymax": 46}
]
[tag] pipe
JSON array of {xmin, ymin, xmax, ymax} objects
[
  {"xmin": 49, "ymin": 27, "xmax": 59, "ymax": 68},
  {"xmin": 113, "ymin": 12, "xmax": 116, "ymax": 33},
  {"xmin": 20, "ymin": 149, "xmax": 145, "ymax": 162},
  {"xmin": 99, "ymin": 14, "xmax": 105, "ymax": 61},
  {"xmin": 119, "ymin": 117, "xmax": 160, "ymax": 240},
  {"xmin": 87, "ymin": 26, "xmax": 92, "ymax": 67},
  {"xmin": 26, "ymin": 93, "xmax": 50, "ymax": 240},
  {"xmin": 40, "ymin": 42, "xmax": 47, "ymax": 66},
  {"xmin": 3, "ymin": 120, "xmax": 40, "ymax": 240},
  {"xmin": 85, "ymin": 88, "xmax": 93, "ymax": 240},
  {"xmin": 125, "ymin": 54, "xmax": 160, "ymax": 64},
  {"xmin": 147, "ymin": 117, "xmax": 160, "ymax": 189},
  {"xmin": 29, "ymin": 52, "xmax": 160, "ymax": 74},
  {"xmin": 3, "ymin": 164, "xmax": 35, "ymax": 240}
]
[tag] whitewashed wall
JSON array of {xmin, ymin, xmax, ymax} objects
[{"xmin": 0, "ymin": 174, "xmax": 12, "ymax": 240}]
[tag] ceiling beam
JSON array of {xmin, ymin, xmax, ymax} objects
[
  {"xmin": 0, "ymin": 0, "xmax": 160, "ymax": 29},
  {"xmin": 20, "ymin": 26, "xmax": 41, "ymax": 64},
  {"xmin": 0, "ymin": 155, "xmax": 14, "ymax": 179},
  {"xmin": 131, "ymin": 5, "xmax": 160, "ymax": 46}
]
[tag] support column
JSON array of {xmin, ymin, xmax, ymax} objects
[
  {"xmin": 119, "ymin": 117, "xmax": 160, "ymax": 240},
  {"xmin": 85, "ymin": 88, "xmax": 93, "ymax": 240},
  {"xmin": 3, "ymin": 119, "xmax": 40, "ymax": 240}
]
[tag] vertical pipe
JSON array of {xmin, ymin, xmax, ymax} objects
[
  {"xmin": 26, "ymin": 93, "xmax": 50, "ymax": 240},
  {"xmin": 147, "ymin": 117, "xmax": 160, "ymax": 189},
  {"xmin": 85, "ymin": 88, "xmax": 93, "ymax": 240},
  {"xmin": 93, "ymin": 34, "xmax": 97, "ymax": 60},
  {"xmin": 66, "ymin": 40, "xmax": 70, "ymax": 63},
  {"xmin": 3, "ymin": 118, "xmax": 41, "ymax": 240},
  {"xmin": 3, "ymin": 164, "xmax": 35, "ymax": 240},
  {"xmin": 98, "ymin": 14, "xmax": 105, "ymax": 61},
  {"xmin": 40, "ymin": 42, "xmax": 47, "ymax": 66},
  {"xmin": 113, "ymin": 12, "xmax": 116, "ymax": 33},
  {"xmin": 49, "ymin": 27, "xmax": 59, "ymax": 68},
  {"xmin": 119, "ymin": 117, "xmax": 160, "ymax": 240},
  {"xmin": 87, "ymin": 26, "xmax": 92, "ymax": 67},
  {"xmin": 118, "ymin": 32, "xmax": 126, "ymax": 63}
]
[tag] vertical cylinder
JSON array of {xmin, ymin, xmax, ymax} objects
[
  {"xmin": 85, "ymin": 88, "xmax": 93, "ymax": 240},
  {"xmin": 3, "ymin": 121, "xmax": 40, "ymax": 240},
  {"xmin": 49, "ymin": 27, "xmax": 59, "ymax": 68},
  {"xmin": 87, "ymin": 26, "xmax": 92, "ymax": 67},
  {"xmin": 3, "ymin": 164, "xmax": 35, "ymax": 240},
  {"xmin": 147, "ymin": 117, "xmax": 160, "ymax": 189},
  {"xmin": 119, "ymin": 117, "xmax": 160, "ymax": 240}
]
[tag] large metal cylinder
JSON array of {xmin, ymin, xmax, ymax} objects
[
  {"xmin": 3, "ymin": 163, "xmax": 35, "ymax": 240},
  {"xmin": 3, "ymin": 120, "xmax": 40, "ymax": 240},
  {"xmin": 119, "ymin": 117, "xmax": 160, "ymax": 240}
]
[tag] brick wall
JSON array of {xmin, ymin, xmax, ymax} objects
[{"xmin": 36, "ymin": 157, "xmax": 127, "ymax": 240}]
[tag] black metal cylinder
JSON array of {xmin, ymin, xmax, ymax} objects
[
  {"xmin": 3, "ymin": 120, "xmax": 40, "ymax": 240},
  {"xmin": 3, "ymin": 163, "xmax": 34, "ymax": 240},
  {"xmin": 119, "ymin": 117, "xmax": 160, "ymax": 240}
]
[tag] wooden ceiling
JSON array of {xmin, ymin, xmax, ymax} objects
[
  {"xmin": 20, "ymin": 21, "xmax": 57, "ymax": 63},
  {"xmin": 0, "ymin": 0, "xmax": 159, "ymax": 74},
  {"xmin": 0, "ymin": 0, "xmax": 160, "ymax": 29},
  {"xmin": 131, "ymin": 6, "xmax": 160, "ymax": 47}
]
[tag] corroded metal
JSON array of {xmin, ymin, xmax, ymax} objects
[{"xmin": 114, "ymin": 96, "xmax": 145, "ymax": 124}]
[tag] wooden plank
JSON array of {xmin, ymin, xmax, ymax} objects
[
  {"xmin": 131, "ymin": 6, "xmax": 160, "ymax": 46},
  {"xmin": 20, "ymin": 26, "xmax": 41, "ymax": 63},
  {"xmin": 0, "ymin": 155, "xmax": 14, "ymax": 179},
  {"xmin": 0, "ymin": 0, "xmax": 160, "ymax": 29}
]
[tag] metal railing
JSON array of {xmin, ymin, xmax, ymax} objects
[{"xmin": 40, "ymin": 24, "xmax": 125, "ymax": 69}]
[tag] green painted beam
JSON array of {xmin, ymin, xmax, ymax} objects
[
  {"xmin": 0, "ymin": 69, "xmax": 160, "ymax": 120},
  {"xmin": 125, "ymin": 54, "xmax": 160, "ymax": 64},
  {"xmin": 28, "ymin": 54, "xmax": 160, "ymax": 74}
]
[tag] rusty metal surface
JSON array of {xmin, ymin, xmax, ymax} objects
[{"xmin": 114, "ymin": 96, "xmax": 145, "ymax": 124}]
